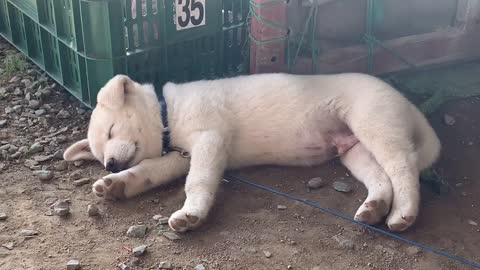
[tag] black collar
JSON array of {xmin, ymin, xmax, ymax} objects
[
  {"xmin": 159, "ymin": 95, "xmax": 171, "ymax": 156},
  {"xmin": 159, "ymin": 95, "xmax": 190, "ymax": 158}
]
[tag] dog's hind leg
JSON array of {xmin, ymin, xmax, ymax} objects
[
  {"xmin": 168, "ymin": 131, "xmax": 229, "ymax": 233},
  {"xmin": 92, "ymin": 152, "xmax": 190, "ymax": 199},
  {"xmin": 340, "ymin": 143, "xmax": 393, "ymax": 225}
]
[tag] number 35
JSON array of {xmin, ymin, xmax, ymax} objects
[{"xmin": 177, "ymin": 0, "xmax": 205, "ymax": 29}]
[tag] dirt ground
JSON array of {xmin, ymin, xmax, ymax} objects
[{"xmin": 0, "ymin": 37, "xmax": 479, "ymax": 270}]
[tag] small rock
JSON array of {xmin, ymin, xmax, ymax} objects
[
  {"xmin": 18, "ymin": 146, "xmax": 28, "ymax": 153},
  {"xmin": 0, "ymin": 212, "xmax": 7, "ymax": 221},
  {"xmin": 117, "ymin": 263, "xmax": 130, "ymax": 270},
  {"xmin": 28, "ymin": 100, "xmax": 40, "ymax": 110},
  {"xmin": 132, "ymin": 245, "xmax": 147, "ymax": 257},
  {"xmin": 73, "ymin": 160, "xmax": 84, "ymax": 167},
  {"xmin": 34, "ymin": 170, "xmax": 54, "ymax": 181},
  {"xmin": 277, "ymin": 205, "xmax": 287, "ymax": 210},
  {"xmin": 158, "ymin": 261, "xmax": 172, "ymax": 269},
  {"xmin": 24, "ymin": 159, "xmax": 39, "ymax": 169},
  {"xmin": 244, "ymin": 247, "xmax": 257, "ymax": 254},
  {"xmin": 21, "ymin": 79, "xmax": 32, "ymax": 88},
  {"xmin": 70, "ymin": 171, "xmax": 83, "ymax": 180},
  {"xmin": 54, "ymin": 161, "xmax": 68, "ymax": 171},
  {"xmin": 66, "ymin": 259, "xmax": 80, "ymax": 270},
  {"xmin": 468, "ymin": 219, "xmax": 478, "ymax": 226},
  {"xmin": 444, "ymin": 114, "xmax": 455, "ymax": 126},
  {"xmin": 29, "ymin": 142, "xmax": 44, "ymax": 154},
  {"xmin": 263, "ymin": 251, "xmax": 272, "ymax": 258},
  {"xmin": 332, "ymin": 235, "xmax": 354, "ymax": 249},
  {"xmin": 53, "ymin": 200, "xmax": 70, "ymax": 216},
  {"xmin": 19, "ymin": 229, "xmax": 38, "ymax": 237},
  {"xmin": 10, "ymin": 152, "xmax": 22, "ymax": 159},
  {"xmin": 1, "ymin": 242, "xmax": 14, "ymax": 250},
  {"xmin": 127, "ymin": 225, "xmax": 147, "ymax": 238},
  {"xmin": 0, "ymin": 120, "xmax": 6, "ymax": 127},
  {"xmin": 57, "ymin": 110, "xmax": 71, "ymax": 119},
  {"xmin": 406, "ymin": 246, "xmax": 422, "ymax": 256},
  {"xmin": 13, "ymin": 88, "xmax": 23, "ymax": 96},
  {"xmin": 194, "ymin": 264, "xmax": 206, "ymax": 270},
  {"xmin": 87, "ymin": 204, "xmax": 99, "ymax": 217},
  {"xmin": 5, "ymin": 107, "xmax": 13, "ymax": 114},
  {"xmin": 73, "ymin": 178, "xmax": 91, "ymax": 186},
  {"xmin": 56, "ymin": 135, "xmax": 67, "ymax": 143},
  {"xmin": 9, "ymin": 76, "xmax": 20, "ymax": 83},
  {"xmin": 34, "ymin": 109, "xmax": 46, "ymax": 116},
  {"xmin": 287, "ymin": 265, "xmax": 293, "ymax": 269},
  {"xmin": 332, "ymin": 181, "xmax": 352, "ymax": 193},
  {"xmin": 157, "ymin": 217, "xmax": 169, "ymax": 225},
  {"xmin": 34, "ymin": 155, "xmax": 53, "ymax": 162},
  {"xmin": 307, "ymin": 177, "xmax": 325, "ymax": 189},
  {"xmin": 153, "ymin": 214, "xmax": 163, "ymax": 221},
  {"xmin": 53, "ymin": 149, "xmax": 64, "ymax": 159},
  {"xmin": 162, "ymin": 232, "xmax": 181, "ymax": 241}
]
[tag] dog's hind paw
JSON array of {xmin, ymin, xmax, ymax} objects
[
  {"xmin": 168, "ymin": 209, "xmax": 203, "ymax": 233},
  {"xmin": 92, "ymin": 177, "xmax": 127, "ymax": 200}
]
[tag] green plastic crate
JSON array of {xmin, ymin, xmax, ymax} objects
[{"xmin": 0, "ymin": 0, "xmax": 249, "ymax": 108}]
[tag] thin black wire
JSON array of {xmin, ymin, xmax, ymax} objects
[{"xmin": 224, "ymin": 173, "xmax": 480, "ymax": 269}]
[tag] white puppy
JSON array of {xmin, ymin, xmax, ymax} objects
[{"xmin": 64, "ymin": 73, "xmax": 441, "ymax": 233}]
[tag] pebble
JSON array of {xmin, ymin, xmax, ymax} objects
[
  {"xmin": 153, "ymin": 214, "xmax": 163, "ymax": 221},
  {"xmin": 56, "ymin": 135, "xmax": 67, "ymax": 143},
  {"xmin": 0, "ymin": 212, "xmax": 7, "ymax": 221},
  {"xmin": 194, "ymin": 264, "xmax": 206, "ymax": 270},
  {"xmin": 24, "ymin": 159, "xmax": 39, "ymax": 169},
  {"xmin": 162, "ymin": 232, "xmax": 181, "ymax": 241},
  {"xmin": 13, "ymin": 88, "xmax": 23, "ymax": 96},
  {"xmin": 0, "ymin": 120, "xmax": 6, "ymax": 127},
  {"xmin": 5, "ymin": 107, "xmax": 13, "ymax": 114},
  {"xmin": 73, "ymin": 178, "xmax": 91, "ymax": 186},
  {"xmin": 158, "ymin": 261, "xmax": 172, "ymax": 269},
  {"xmin": 263, "ymin": 250, "xmax": 272, "ymax": 258},
  {"xmin": 287, "ymin": 265, "xmax": 293, "ymax": 269},
  {"xmin": 132, "ymin": 245, "xmax": 147, "ymax": 257},
  {"xmin": 406, "ymin": 246, "xmax": 422, "ymax": 256},
  {"xmin": 70, "ymin": 171, "xmax": 83, "ymax": 180},
  {"xmin": 307, "ymin": 177, "xmax": 325, "ymax": 189},
  {"xmin": 19, "ymin": 229, "xmax": 39, "ymax": 237},
  {"xmin": 53, "ymin": 149, "xmax": 64, "ymax": 159},
  {"xmin": 56, "ymin": 110, "xmax": 71, "ymax": 119},
  {"xmin": 18, "ymin": 146, "xmax": 28, "ymax": 153},
  {"xmin": 277, "ymin": 205, "xmax": 287, "ymax": 210},
  {"xmin": 244, "ymin": 247, "xmax": 257, "ymax": 254},
  {"xmin": 332, "ymin": 235, "xmax": 355, "ymax": 249},
  {"xmin": 127, "ymin": 225, "xmax": 147, "ymax": 238},
  {"xmin": 34, "ymin": 109, "xmax": 46, "ymax": 116},
  {"xmin": 468, "ymin": 219, "xmax": 478, "ymax": 226},
  {"xmin": 117, "ymin": 263, "xmax": 130, "ymax": 270},
  {"xmin": 66, "ymin": 259, "xmax": 80, "ymax": 270},
  {"xmin": 34, "ymin": 155, "xmax": 53, "ymax": 162},
  {"xmin": 28, "ymin": 100, "xmax": 40, "ymax": 110},
  {"xmin": 10, "ymin": 152, "xmax": 21, "ymax": 159},
  {"xmin": 34, "ymin": 170, "xmax": 54, "ymax": 181},
  {"xmin": 73, "ymin": 160, "xmax": 84, "ymax": 167},
  {"xmin": 54, "ymin": 161, "xmax": 68, "ymax": 171},
  {"xmin": 444, "ymin": 114, "xmax": 455, "ymax": 126},
  {"xmin": 87, "ymin": 204, "xmax": 99, "ymax": 217},
  {"xmin": 1, "ymin": 242, "xmax": 14, "ymax": 250},
  {"xmin": 53, "ymin": 200, "xmax": 70, "ymax": 216},
  {"xmin": 332, "ymin": 181, "xmax": 352, "ymax": 193},
  {"xmin": 28, "ymin": 142, "xmax": 44, "ymax": 154},
  {"xmin": 157, "ymin": 217, "xmax": 169, "ymax": 225}
]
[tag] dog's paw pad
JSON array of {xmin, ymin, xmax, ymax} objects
[
  {"xmin": 168, "ymin": 210, "xmax": 203, "ymax": 233},
  {"xmin": 92, "ymin": 178, "xmax": 126, "ymax": 200},
  {"xmin": 354, "ymin": 199, "xmax": 389, "ymax": 225}
]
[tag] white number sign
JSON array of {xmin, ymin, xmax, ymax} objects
[{"xmin": 175, "ymin": 0, "xmax": 206, "ymax": 30}]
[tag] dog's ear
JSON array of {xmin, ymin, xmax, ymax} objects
[
  {"xmin": 97, "ymin": 74, "xmax": 134, "ymax": 109},
  {"xmin": 63, "ymin": 139, "xmax": 96, "ymax": 161}
]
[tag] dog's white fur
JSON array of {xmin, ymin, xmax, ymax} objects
[{"xmin": 64, "ymin": 73, "xmax": 441, "ymax": 233}]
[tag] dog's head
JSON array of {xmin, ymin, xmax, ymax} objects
[{"xmin": 63, "ymin": 75, "xmax": 164, "ymax": 172}]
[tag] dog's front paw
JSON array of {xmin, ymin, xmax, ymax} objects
[
  {"xmin": 168, "ymin": 209, "xmax": 204, "ymax": 233},
  {"xmin": 92, "ymin": 177, "xmax": 127, "ymax": 200}
]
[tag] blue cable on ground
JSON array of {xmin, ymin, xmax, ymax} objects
[{"xmin": 224, "ymin": 173, "xmax": 480, "ymax": 269}]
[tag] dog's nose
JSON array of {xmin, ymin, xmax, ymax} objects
[{"xmin": 105, "ymin": 158, "xmax": 120, "ymax": 173}]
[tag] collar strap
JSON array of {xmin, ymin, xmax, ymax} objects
[{"xmin": 159, "ymin": 94, "xmax": 190, "ymax": 158}]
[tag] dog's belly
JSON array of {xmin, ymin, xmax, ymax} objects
[{"xmin": 228, "ymin": 126, "xmax": 359, "ymax": 168}]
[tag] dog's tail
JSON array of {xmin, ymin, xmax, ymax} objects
[{"xmin": 412, "ymin": 107, "xmax": 441, "ymax": 171}]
